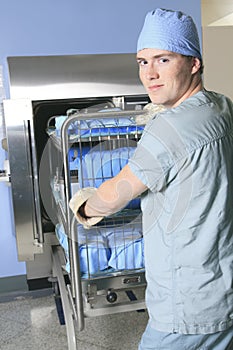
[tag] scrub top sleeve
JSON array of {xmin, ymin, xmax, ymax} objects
[{"xmin": 128, "ymin": 122, "xmax": 175, "ymax": 193}]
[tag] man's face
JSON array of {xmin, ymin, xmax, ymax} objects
[{"xmin": 137, "ymin": 48, "xmax": 200, "ymax": 108}]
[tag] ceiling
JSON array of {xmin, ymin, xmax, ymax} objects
[{"xmin": 202, "ymin": 0, "xmax": 233, "ymax": 26}]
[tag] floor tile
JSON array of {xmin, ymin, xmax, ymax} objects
[{"xmin": 0, "ymin": 294, "xmax": 148, "ymax": 349}]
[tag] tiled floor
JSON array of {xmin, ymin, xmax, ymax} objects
[{"xmin": 0, "ymin": 290, "xmax": 148, "ymax": 350}]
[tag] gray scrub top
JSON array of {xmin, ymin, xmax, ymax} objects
[{"xmin": 129, "ymin": 89, "xmax": 233, "ymax": 334}]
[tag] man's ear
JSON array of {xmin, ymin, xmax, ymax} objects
[{"xmin": 191, "ymin": 57, "xmax": 202, "ymax": 74}]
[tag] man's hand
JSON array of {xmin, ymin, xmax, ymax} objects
[{"xmin": 69, "ymin": 187, "xmax": 103, "ymax": 229}]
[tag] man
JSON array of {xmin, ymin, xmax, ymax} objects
[{"xmin": 70, "ymin": 8, "xmax": 233, "ymax": 350}]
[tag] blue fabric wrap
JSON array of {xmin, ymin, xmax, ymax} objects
[
  {"xmin": 103, "ymin": 225, "xmax": 144, "ymax": 270},
  {"xmin": 55, "ymin": 116, "xmax": 144, "ymax": 138},
  {"xmin": 80, "ymin": 147, "xmax": 141, "ymax": 209},
  {"xmin": 55, "ymin": 223, "xmax": 144, "ymax": 275}
]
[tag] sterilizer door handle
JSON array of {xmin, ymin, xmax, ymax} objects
[{"xmin": 0, "ymin": 159, "xmax": 11, "ymax": 184}]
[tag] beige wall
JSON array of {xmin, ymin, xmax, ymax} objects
[{"xmin": 202, "ymin": 26, "xmax": 233, "ymax": 100}]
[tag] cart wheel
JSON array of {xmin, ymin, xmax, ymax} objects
[{"xmin": 106, "ymin": 291, "xmax": 118, "ymax": 303}]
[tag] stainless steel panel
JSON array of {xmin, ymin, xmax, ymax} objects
[
  {"xmin": 4, "ymin": 99, "xmax": 43, "ymax": 260},
  {"xmin": 7, "ymin": 53, "xmax": 145, "ymax": 100}
]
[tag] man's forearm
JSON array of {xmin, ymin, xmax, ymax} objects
[
  {"xmin": 84, "ymin": 177, "xmax": 132, "ymax": 217},
  {"xmin": 84, "ymin": 165, "xmax": 147, "ymax": 217}
]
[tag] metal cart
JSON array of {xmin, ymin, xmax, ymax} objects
[{"xmin": 48, "ymin": 109, "xmax": 147, "ymax": 349}]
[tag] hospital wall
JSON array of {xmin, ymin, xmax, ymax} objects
[
  {"xmin": 0, "ymin": 0, "xmax": 201, "ymax": 292},
  {"xmin": 202, "ymin": 26, "xmax": 233, "ymax": 101}
]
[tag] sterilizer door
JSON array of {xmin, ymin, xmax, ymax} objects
[{"xmin": 4, "ymin": 98, "xmax": 44, "ymax": 260}]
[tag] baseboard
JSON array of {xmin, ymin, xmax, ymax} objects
[
  {"xmin": 27, "ymin": 277, "xmax": 52, "ymax": 291},
  {"xmin": 0, "ymin": 274, "xmax": 28, "ymax": 294},
  {"xmin": 0, "ymin": 274, "xmax": 53, "ymax": 303},
  {"xmin": 0, "ymin": 274, "xmax": 52, "ymax": 294}
]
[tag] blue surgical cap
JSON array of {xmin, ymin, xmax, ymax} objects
[{"xmin": 137, "ymin": 8, "xmax": 202, "ymax": 60}]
